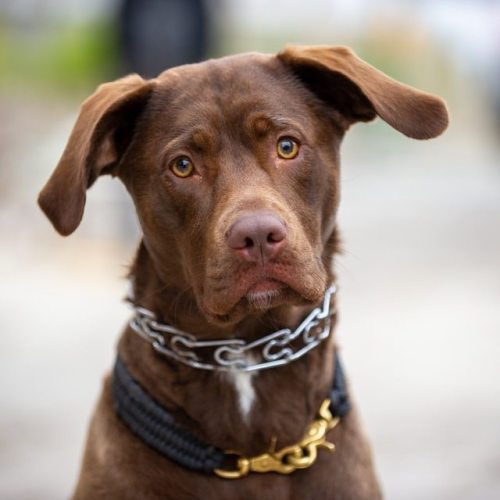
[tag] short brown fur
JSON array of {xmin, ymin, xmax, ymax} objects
[{"xmin": 38, "ymin": 46, "xmax": 448, "ymax": 499}]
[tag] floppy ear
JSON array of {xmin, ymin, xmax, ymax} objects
[
  {"xmin": 38, "ymin": 74, "xmax": 155, "ymax": 236},
  {"xmin": 278, "ymin": 45, "xmax": 448, "ymax": 139}
]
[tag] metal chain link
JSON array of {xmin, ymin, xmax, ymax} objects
[{"xmin": 129, "ymin": 285, "xmax": 336, "ymax": 372}]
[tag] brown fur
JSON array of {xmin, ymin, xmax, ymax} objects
[{"xmin": 38, "ymin": 46, "xmax": 448, "ymax": 499}]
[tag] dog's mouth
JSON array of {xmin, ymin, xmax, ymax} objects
[{"xmin": 202, "ymin": 262, "xmax": 326, "ymax": 325}]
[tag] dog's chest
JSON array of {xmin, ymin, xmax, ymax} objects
[{"xmin": 225, "ymin": 367, "xmax": 257, "ymax": 419}]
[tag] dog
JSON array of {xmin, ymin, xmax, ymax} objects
[{"xmin": 38, "ymin": 45, "xmax": 448, "ymax": 499}]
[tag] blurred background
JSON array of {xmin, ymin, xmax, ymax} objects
[{"xmin": 1, "ymin": 0, "xmax": 499, "ymax": 498}]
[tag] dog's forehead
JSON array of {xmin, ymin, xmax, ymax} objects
[{"xmin": 149, "ymin": 53, "xmax": 316, "ymax": 131}]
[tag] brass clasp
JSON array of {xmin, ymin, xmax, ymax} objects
[{"xmin": 214, "ymin": 399, "xmax": 339, "ymax": 479}]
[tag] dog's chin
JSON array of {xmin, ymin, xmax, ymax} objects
[{"xmin": 245, "ymin": 279, "xmax": 288, "ymax": 312}]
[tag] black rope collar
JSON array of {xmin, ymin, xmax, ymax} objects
[{"xmin": 111, "ymin": 353, "xmax": 350, "ymax": 475}]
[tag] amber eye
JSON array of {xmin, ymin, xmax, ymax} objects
[
  {"xmin": 277, "ymin": 137, "xmax": 299, "ymax": 159},
  {"xmin": 171, "ymin": 156, "xmax": 194, "ymax": 178}
]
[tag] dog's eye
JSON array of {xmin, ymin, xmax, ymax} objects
[
  {"xmin": 171, "ymin": 156, "xmax": 194, "ymax": 178},
  {"xmin": 277, "ymin": 137, "xmax": 299, "ymax": 159}
]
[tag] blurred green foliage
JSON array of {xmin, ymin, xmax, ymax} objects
[{"xmin": 0, "ymin": 19, "xmax": 119, "ymax": 97}]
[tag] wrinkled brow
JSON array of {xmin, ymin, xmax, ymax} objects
[
  {"xmin": 163, "ymin": 127, "xmax": 220, "ymax": 156},
  {"xmin": 191, "ymin": 129, "xmax": 218, "ymax": 152},
  {"xmin": 245, "ymin": 113, "xmax": 308, "ymax": 139}
]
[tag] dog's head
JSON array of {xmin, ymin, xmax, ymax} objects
[{"xmin": 39, "ymin": 46, "xmax": 448, "ymax": 325}]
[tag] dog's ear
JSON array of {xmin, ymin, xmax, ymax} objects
[
  {"xmin": 38, "ymin": 74, "xmax": 155, "ymax": 236},
  {"xmin": 278, "ymin": 45, "xmax": 448, "ymax": 139}
]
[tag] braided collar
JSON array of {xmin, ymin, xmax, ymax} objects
[{"xmin": 111, "ymin": 352, "xmax": 350, "ymax": 478}]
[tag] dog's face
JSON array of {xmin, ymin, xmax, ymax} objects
[
  {"xmin": 123, "ymin": 54, "xmax": 341, "ymax": 323},
  {"xmin": 38, "ymin": 46, "xmax": 448, "ymax": 325}
]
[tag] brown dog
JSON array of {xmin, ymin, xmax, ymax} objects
[{"xmin": 39, "ymin": 46, "xmax": 448, "ymax": 499}]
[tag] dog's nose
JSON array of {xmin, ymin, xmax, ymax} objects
[{"xmin": 226, "ymin": 212, "xmax": 288, "ymax": 263}]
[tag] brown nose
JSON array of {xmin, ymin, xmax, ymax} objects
[{"xmin": 226, "ymin": 212, "xmax": 288, "ymax": 263}]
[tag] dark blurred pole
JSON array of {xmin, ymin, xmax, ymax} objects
[{"xmin": 119, "ymin": 0, "xmax": 210, "ymax": 77}]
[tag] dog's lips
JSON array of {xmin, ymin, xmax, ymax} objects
[{"xmin": 240, "ymin": 268, "xmax": 293, "ymax": 303}]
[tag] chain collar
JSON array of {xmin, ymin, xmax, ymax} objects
[{"xmin": 129, "ymin": 285, "xmax": 336, "ymax": 373}]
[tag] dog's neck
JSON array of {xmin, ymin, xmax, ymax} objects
[{"xmin": 117, "ymin": 241, "xmax": 338, "ymax": 455}]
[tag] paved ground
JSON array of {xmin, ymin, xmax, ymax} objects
[{"xmin": 1, "ymin": 98, "xmax": 499, "ymax": 499}]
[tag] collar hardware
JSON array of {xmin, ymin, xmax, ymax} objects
[
  {"xmin": 129, "ymin": 285, "xmax": 337, "ymax": 373},
  {"xmin": 214, "ymin": 399, "xmax": 339, "ymax": 478}
]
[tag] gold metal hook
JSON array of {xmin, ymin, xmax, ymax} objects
[{"xmin": 214, "ymin": 399, "xmax": 339, "ymax": 479}]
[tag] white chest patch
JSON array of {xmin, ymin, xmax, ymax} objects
[{"xmin": 225, "ymin": 366, "xmax": 257, "ymax": 420}]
